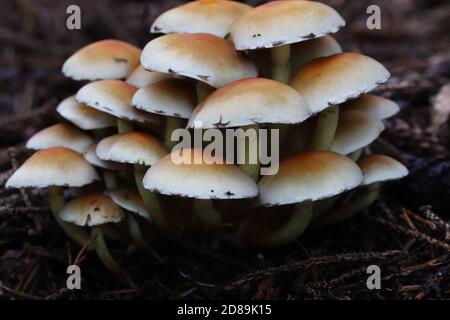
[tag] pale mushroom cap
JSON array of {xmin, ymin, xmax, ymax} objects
[
  {"xmin": 290, "ymin": 53, "xmax": 390, "ymax": 113},
  {"xmin": 83, "ymin": 144, "xmax": 127, "ymax": 171},
  {"xmin": 56, "ymin": 96, "xmax": 116, "ymax": 130},
  {"xmin": 133, "ymin": 79, "xmax": 196, "ymax": 119},
  {"xmin": 59, "ymin": 193, "xmax": 124, "ymax": 227},
  {"xmin": 126, "ymin": 65, "xmax": 173, "ymax": 88},
  {"xmin": 151, "ymin": 0, "xmax": 252, "ymax": 37},
  {"xmin": 5, "ymin": 147, "xmax": 100, "ymax": 189},
  {"xmin": 258, "ymin": 151, "xmax": 363, "ymax": 206},
  {"xmin": 141, "ymin": 33, "xmax": 257, "ymax": 88},
  {"xmin": 76, "ymin": 80, "xmax": 158, "ymax": 124},
  {"xmin": 62, "ymin": 39, "xmax": 141, "ymax": 81},
  {"xmin": 358, "ymin": 155, "xmax": 409, "ymax": 186},
  {"xmin": 341, "ymin": 94, "xmax": 400, "ymax": 120},
  {"xmin": 143, "ymin": 148, "xmax": 258, "ymax": 199},
  {"xmin": 291, "ymin": 35, "xmax": 342, "ymax": 74},
  {"xmin": 96, "ymin": 132, "xmax": 167, "ymax": 166},
  {"xmin": 331, "ymin": 110, "xmax": 385, "ymax": 155},
  {"xmin": 229, "ymin": 0, "xmax": 345, "ymax": 50},
  {"xmin": 26, "ymin": 123, "xmax": 94, "ymax": 153},
  {"xmin": 188, "ymin": 77, "xmax": 311, "ymax": 128},
  {"xmin": 105, "ymin": 188, "xmax": 150, "ymax": 219}
]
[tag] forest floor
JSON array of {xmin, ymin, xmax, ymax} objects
[{"xmin": 0, "ymin": 0, "xmax": 449, "ymax": 300}]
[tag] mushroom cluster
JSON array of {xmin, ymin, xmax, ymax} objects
[{"xmin": 6, "ymin": 0, "xmax": 409, "ymax": 270}]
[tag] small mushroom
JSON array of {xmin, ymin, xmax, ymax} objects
[
  {"xmin": 150, "ymin": 0, "xmax": 252, "ymax": 38},
  {"xmin": 341, "ymin": 94, "xmax": 400, "ymax": 120},
  {"xmin": 26, "ymin": 123, "xmax": 94, "ymax": 154},
  {"xmin": 5, "ymin": 147, "xmax": 100, "ymax": 246},
  {"xmin": 62, "ymin": 39, "xmax": 141, "ymax": 81},
  {"xmin": 59, "ymin": 193, "xmax": 124, "ymax": 273},
  {"xmin": 290, "ymin": 52, "xmax": 390, "ymax": 151},
  {"xmin": 313, "ymin": 155, "xmax": 408, "ymax": 227},
  {"xmin": 126, "ymin": 65, "xmax": 173, "ymax": 88}
]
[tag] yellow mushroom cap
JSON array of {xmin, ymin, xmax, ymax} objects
[
  {"xmin": 105, "ymin": 188, "xmax": 150, "ymax": 220},
  {"xmin": 331, "ymin": 110, "xmax": 385, "ymax": 155},
  {"xmin": 133, "ymin": 79, "xmax": 196, "ymax": 119},
  {"xmin": 290, "ymin": 53, "xmax": 390, "ymax": 113},
  {"xmin": 56, "ymin": 96, "xmax": 116, "ymax": 130},
  {"xmin": 358, "ymin": 155, "xmax": 408, "ymax": 186},
  {"xmin": 143, "ymin": 148, "xmax": 258, "ymax": 199},
  {"xmin": 5, "ymin": 147, "xmax": 100, "ymax": 189},
  {"xmin": 341, "ymin": 94, "xmax": 400, "ymax": 120},
  {"xmin": 126, "ymin": 65, "xmax": 173, "ymax": 88},
  {"xmin": 258, "ymin": 151, "xmax": 363, "ymax": 206},
  {"xmin": 83, "ymin": 144, "xmax": 127, "ymax": 171},
  {"xmin": 229, "ymin": 0, "xmax": 344, "ymax": 50},
  {"xmin": 151, "ymin": 0, "xmax": 252, "ymax": 37},
  {"xmin": 141, "ymin": 33, "xmax": 257, "ymax": 88},
  {"xmin": 76, "ymin": 80, "xmax": 158, "ymax": 124},
  {"xmin": 26, "ymin": 123, "xmax": 93, "ymax": 153},
  {"xmin": 96, "ymin": 132, "xmax": 167, "ymax": 166},
  {"xmin": 62, "ymin": 39, "xmax": 141, "ymax": 81},
  {"xmin": 188, "ymin": 77, "xmax": 311, "ymax": 128},
  {"xmin": 59, "ymin": 193, "xmax": 124, "ymax": 227}
]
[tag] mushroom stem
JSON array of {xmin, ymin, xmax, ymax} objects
[
  {"xmin": 47, "ymin": 186, "xmax": 91, "ymax": 247},
  {"xmin": 313, "ymin": 195, "xmax": 339, "ymax": 219},
  {"xmin": 194, "ymin": 199, "xmax": 222, "ymax": 227},
  {"xmin": 91, "ymin": 226, "xmax": 121, "ymax": 273},
  {"xmin": 117, "ymin": 119, "xmax": 133, "ymax": 133},
  {"xmin": 348, "ymin": 148, "xmax": 363, "ymax": 161},
  {"xmin": 251, "ymin": 201, "xmax": 313, "ymax": 247},
  {"xmin": 311, "ymin": 183, "xmax": 380, "ymax": 228},
  {"xmin": 196, "ymin": 82, "xmax": 213, "ymax": 102},
  {"xmin": 103, "ymin": 170, "xmax": 117, "ymax": 189},
  {"xmin": 310, "ymin": 104, "xmax": 339, "ymax": 150},
  {"xmin": 164, "ymin": 116, "xmax": 182, "ymax": 150},
  {"xmin": 238, "ymin": 124, "xmax": 260, "ymax": 182},
  {"xmin": 127, "ymin": 214, "xmax": 147, "ymax": 248},
  {"xmin": 134, "ymin": 164, "xmax": 169, "ymax": 232},
  {"xmin": 271, "ymin": 44, "xmax": 291, "ymax": 84}
]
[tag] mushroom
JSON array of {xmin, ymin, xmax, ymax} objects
[
  {"xmin": 5, "ymin": 147, "xmax": 100, "ymax": 246},
  {"xmin": 132, "ymin": 78, "xmax": 197, "ymax": 150},
  {"xmin": 126, "ymin": 65, "xmax": 173, "ymax": 88},
  {"xmin": 96, "ymin": 132, "xmax": 169, "ymax": 231},
  {"xmin": 62, "ymin": 39, "xmax": 141, "ymax": 81},
  {"xmin": 312, "ymin": 155, "xmax": 408, "ymax": 227},
  {"xmin": 341, "ymin": 94, "xmax": 400, "ymax": 120},
  {"xmin": 290, "ymin": 52, "xmax": 390, "ymax": 151},
  {"xmin": 56, "ymin": 96, "xmax": 116, "ymax": 132},
  {"xmin": 105, "ymin": 188, "xmax": 151, "ymax": 248},
  {"xmin": 245, "ymin": 151, "xmax": 363, "ymax": 247},
  {"xmin": 76, "ymin": 79, "xmax": 158, "ymax": 133},
  {"xmin": 187, "ymin": 77, "xmax": 311, "ymax": 180},
  {"xmin": 229, "ymin": 0, "xmax": 345, "ymax": 84},
  {"xmin": 150, "ymin": 0, "xmax": 252, "ymax": 38},
  {"xmin": 143, "ymin": 148, "xmax": 258, "ymax": 227},
  {"xmin": 26, "ymin": 123, "xmax": 94, "ymax": 154},
  {"xmin": 59, "ymin": 193, "xmax": 124, "ymax": 273}
]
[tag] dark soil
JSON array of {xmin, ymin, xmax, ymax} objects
[{"xmin": 0, "ymin": 0, "xmax": 449, "ymax": 300}]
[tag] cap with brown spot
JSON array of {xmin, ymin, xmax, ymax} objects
[
  {"xmin": 133, "ymin": 79, "xmax": 197, "ymax": 119},
  {"xmin": 258, "ymin": 151, "xmax": 363, "ymax": 206},
  {"xmin": 330, "ymin": 110, "xmax": 385, "ymax": 155},
  {"xmin": 59, "ymin": 193, "xmax": 124, "ymax": 227},
  {"xmin": 126, "ymin": 65, "xmax": 173, "ymax": 88},
  {"xmin": 26, "ymin": 123, "xmax": 94, "ymax": 153},
  {"xmin": 290, "ymin": 53, "xmax": 390, "ymax": 113},
  {"xmin": 188, "ymin": 77, "xmax": 311, "ymax": 128},
  {"xmin": 105, "ymin": 188, "xmax": 150, "ymax": 220},
  {"xmin": 141, "ymin": 33, "xmax": 257, "ymax": 88},
  {"xmin": 96, "ymin": 132, "xmax": 167, "ymax": 166},
  {"xmin": 6, "ymin": 147, "xmax": 100, "ymax": 189},
  {"xmin": 143, "ymin": 148, "xmax": 258, "ymax": 199},
  {"xmin": 76, "ymin": 80, "xmax": 158, "ymax": 124},
  {"xmin": 358, "ymin": 154, "xmax": 408, "ymax": 186},
  {"xmin": 341, "ymin": 94, "xmax": 400, "ymax": 120},
  {"xmin": 56, "ymin": 96, "xmax": 116, "ymax": 130},
  {"xmin": 151, "ymin": 0, "xmax": 252, "ymax": 37},
  {"xmin": 62, "ymin": 39, "xmax": 141, "ymax": 81},
  {"xmin": 229, "ymin": 0, "xmax": 345, "ymax": 50}
]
